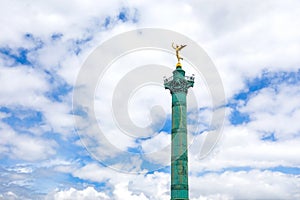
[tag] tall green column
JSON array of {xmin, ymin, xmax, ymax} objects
[{"xmin": 164, "ymin": 65, "xmax": 194, "ymax": 200}]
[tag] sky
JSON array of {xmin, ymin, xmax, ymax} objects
[{"xmin": 0, "ymin": 0, "xmax": 300, "ymax": 199}]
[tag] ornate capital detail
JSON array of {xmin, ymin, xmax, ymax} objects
[
  {"xmin": 164, "ymin": 78, "xmax": 194, "ymax": 94},
  {"xmin": 170, "ymin": 79, "xmax": 189, "ymax": 93}
]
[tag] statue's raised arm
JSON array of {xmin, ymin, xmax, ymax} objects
[{"xmin": 172, "ymin": 43, "xmax": 187, "ymax": 65}]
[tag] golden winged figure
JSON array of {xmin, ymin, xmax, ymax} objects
[{"xmin": 172, "ymin": 42, "xmax": 187, "ymax": 63}]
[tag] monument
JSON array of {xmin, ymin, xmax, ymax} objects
[{"xmin": 164, "ymin": 44, "xmax": 194, "ymax": 200}]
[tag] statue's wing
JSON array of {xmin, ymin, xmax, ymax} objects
[
  {"xmin": 172, "ymin": 42, "xmax": 176, "ymax": 49},
  {"xmin": 178, "ymin": 45, "xmax": 187, "ymax": 50}
]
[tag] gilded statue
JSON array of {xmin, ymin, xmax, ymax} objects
[{"xmin": 172, "ymin": 43, "xmax": 187, "ymax": 64}]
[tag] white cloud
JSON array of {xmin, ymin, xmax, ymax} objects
[
  {"xmin": 190, "ymin": 170, "xmax": 300, "ymax": 200},
  {"xmin": 141, "ymin": 131, "xmax": 171, "ymax": 166},
  {"xmin": 49, "ymin": 187, "xmax": 110, "ymax": 200},
  {"xmin": 53, "ymin": 163, "xmax": 300, "ymax": 199},
  {"xmin": 0, "ymin": 191, "xmax": 19, "ymax": 200},
  {"xmin": 1, "ymin": 0, "xmax": 300, "ymax": 199},
  {"xmin": 0, "ymin": 66, "xmax": 48, "ymax": 106},
  {"xmin": 0, "ymin": 122, "xmax": 57, "ymax": 161},
  {"xmin": 241, "ymin": 82, "xmax": 300, "ymax": 139},
  {"xmin": 0, "ymin": 0, "xmax": 127, "ymax": 45},
  {"xmin": 186, "ymin": 0, "xmax": 300, "ymax": 98},
  {"xmin": 142, "ymin": 131, "xmax": 170, "ymax": 154},
  {"xmin": 40, "ymin": 100, "xmax": 74, "ymax": 137},
  {"xmin": 72, "ymin": 163, "xmax": 112, "ymax": 183},
  {"xmin": 190, "ymin": 125, "xmax": 300, "ymax": 172},
  {"xmin": 66, "ymin": 162, "xmax": 170, "ymax": 200},
  {"xmin": 113, "ymin": 182, "xmax": 149, "ymax": 200}
]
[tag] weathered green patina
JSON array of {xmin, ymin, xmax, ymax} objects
[{"xmin": 164, "ymin": 65, "xmax": 194, "ymax": 200}]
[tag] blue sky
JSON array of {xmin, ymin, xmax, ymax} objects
[{"xmin": 0, "ymin": 0, "xmax": 300, "ymax": 199}]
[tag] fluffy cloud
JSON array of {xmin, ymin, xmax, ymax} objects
[
  {"xmin": 0, "ymin": 65, "xmax": 48, "ymax": 106},
  {"xmin": 1, "ymin": 0, "xmax": 300, "ymax": 199},
  {"xmin": 48, "ymin": 187, "xmax": 110, "ymax": 200},
  {"xmin": 0, "ymin": 121, "xmax": 56, "ymax": 161},
  {"xmin": 242, "ymin": 82, "xmax": 300, "ymax": 139},
  {"xmin": 0, "ymin": 0, "xmax": 130, "ymax": 44},
  {"xmin": 60, "ymin": 162, "xmax": 170, "ymax": 200},
  {"xmin": 190, "ymin": 170, "xmax": 300, "ymax": 200},
  {"xmin": 52, "ymin": 165, "xmax": 300, "ymax": 200},
  {"xmin": 189, "ymin": 0, "xmax": 300, "ymax": 98},
  {"xmin": 190, "ymin": 125, "xmax": 300, "ymax": 172}
]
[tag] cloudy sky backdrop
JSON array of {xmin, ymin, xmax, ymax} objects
[{"xmin": 0, "ymin": 0, "xmax": 300, "ymax": 199}]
